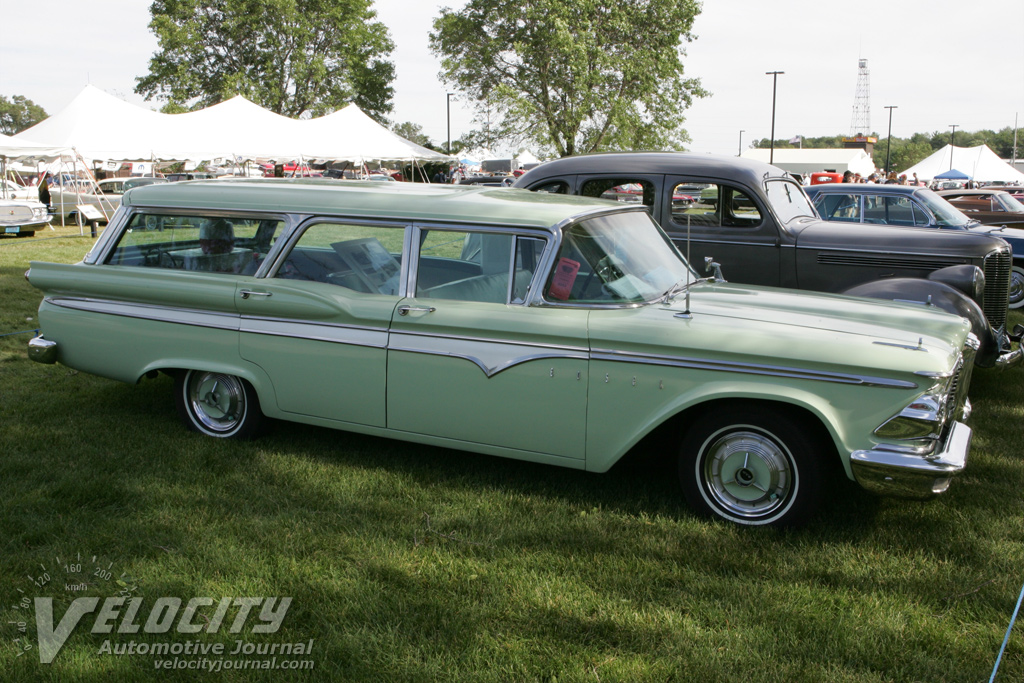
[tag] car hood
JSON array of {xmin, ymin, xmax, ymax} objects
[
  {"xmin": 789, "ymin": 217, "xmax": 1004, "ymax": 257},
  {"xmin": 969, "ymin": 224, "xmax": 1024, "ymax": 247},
  {"xmin": 589, "ymin": 281, "xmax": 970, "ymax": 380}
]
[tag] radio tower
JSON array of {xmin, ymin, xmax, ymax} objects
[{"xmin": 850, "ymin": 59, "xmax": 870, "ymax": 135}]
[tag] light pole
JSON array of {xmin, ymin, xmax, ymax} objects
[
  {"xmin": 738, "ymin": 130, "xmax": 745, "ymax": 157},
  {"xmin": 949, "ymin": 124, "xmax": 958, "ymax": 171},
  {"xmin": 766, "ymin": 71, "xmax": 784, "ymax": 164},
  {"xmin": 883, "ymin": 105, "xmax": 897, "ymax": 174},
  {"xmin": 446, "ymin": 93, "xmax": 454, "ymax": 156}
]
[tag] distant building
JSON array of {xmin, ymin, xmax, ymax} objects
[{"xmin": 741, "ymin": 148, "xmax": 876, "ymax": 177}]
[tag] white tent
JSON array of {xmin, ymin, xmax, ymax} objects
[
  {"xmin": 0, "ymin": 132, "xmax": 67, "ymax": 160},
  {"xmin": 740, "ymin": 148, "xmax": 876, "ymax": 176},
  {"xmin": 12, "ymin": 85, "xmax": 452, "ymax": 165},
  {"xmin": 900, "ymin": 144, "xmax": 1024, "ymax": 183}
]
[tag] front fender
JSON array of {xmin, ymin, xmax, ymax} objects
[{"xmin": 841, "ymin": 278, "xmax": 997, "ymax": 367}]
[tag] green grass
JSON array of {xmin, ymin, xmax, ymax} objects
[{"xmin": 1, "ymin": 229, "xmax": 1023, "ymax": 682}]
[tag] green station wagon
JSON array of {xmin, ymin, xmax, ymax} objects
[{"xmin": 27, "ymin": 179, "xmax": 977, "ymax": 526}]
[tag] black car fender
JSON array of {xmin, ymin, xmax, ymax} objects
[{"xmin": 841, "ymin": 276, "xmax": 998, "ymax": 368}]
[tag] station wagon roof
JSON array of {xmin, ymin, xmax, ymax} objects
[{"xmin": 121, "ymin": 177, "xmax": 630, "ymax": 230}]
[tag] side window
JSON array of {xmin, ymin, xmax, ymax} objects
[
  {"xmin": 864, "ymin": 196, "xmax": 917, "ymax": 226},
  {"xmin": 580, "ymin": 178, "xmax": 655, "ymax": 209},
  {"xmin": 532, "ymin": 181, "xmax": 569, "ymax": 194},
  {"xmin": 416, "ymin": 229, "xmax": 535, "ymax": 304},
  {"xmin": 669, "ymin": 183, "xmax": 761, "ymax": 229},
  {"xmin": 107, "ymin": 214, "xmax": 284, "ymax": 275},
  {"xmin": 815, "ymin": 193, "xmax": 861, "ymax": 222},
  {"xmin": 276, "ymin": 223, "xmax": 404, "ymax": 294}
]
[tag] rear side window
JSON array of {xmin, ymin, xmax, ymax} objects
[
  {"xmin": 862, "ymin": 196, "xmax": 929, "ymax": 226},
  {"xmin": 580, "ymin": 178, "xmax": 655, "ymax": 209},
  {"xmin": 814, "ymin": 193, "xmax": 861, "ymax": 222},
  {"xmin": 107, "ymin": 214, "xmax": 285, "ymax": 275},
  {"xmin": 276, "ymin": 222, "xmax": 404, "ymax": 294},
  {"xmin": 669, "ymin": 183, "xmax": 761, "ymax": 229}
]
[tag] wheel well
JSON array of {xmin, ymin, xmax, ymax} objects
[{"xmin": 633, "ymin": 397, "xmax": 840, "ymax": 472}]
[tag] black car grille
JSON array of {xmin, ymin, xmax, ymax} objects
[{"xmin": 983, "ymin": 247, "xmax": 1011, "ymax": 328}]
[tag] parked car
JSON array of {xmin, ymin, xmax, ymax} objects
[
  {"xmin": 1, "ymin": 178, "xmax": 38, "ymax": 201},
  {"xmin": 96, "ymin": 176, "xmax": 169, "ymax": 196},
  {"xmin": 48, "ymin": 179, "xmax": 120, "ymax": 221},
  {"xmin": 0, "ymin": 197, "xmax": 50, "ymax": 237},
  {"xmin": 514, "ymin": 153, "xmax": 1020, "ymax": 369},
  {"xmin": 935, "ymin": 189, "xmax": 1024, "ymax": 229},
  {"xmin": 807, "ymin": 183, "xmax": 1024, "ymax": 310},
  {"xmin": 27, "ymin": 179, "xmax": 978, "ymax": 527}
]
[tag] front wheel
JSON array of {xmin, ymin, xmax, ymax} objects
[
  {"xmin": 175, "ymin": 370, "xmax": 263, "ymax": 439},
  {"xmin": 1009, "ymin": 265, "xmax": 1024, "ymax": 310},
  {"xmin": 679, "ymin": 405, "xmax": 826, "ymax": 527}
]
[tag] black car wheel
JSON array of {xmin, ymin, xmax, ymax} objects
[
  {"xmin": 1009, "ymin": 265, "xmax": 1024, "ymax": 310},
  {"xmin": 679, "ymin": 404, "xmax": 826, "ymax": 527},
  {"xmin": 175, "ymin": 370, "xmax": 263, "ymax": 439}
]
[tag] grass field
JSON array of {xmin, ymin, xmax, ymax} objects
[{"xmin": 1, "ymin": 228, "xmax": 1022, "ymax": 682}]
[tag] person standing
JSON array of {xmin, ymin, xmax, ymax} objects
[{"xmin": 38, "ymin": 173, "xmax": 51, "ymax": 212}]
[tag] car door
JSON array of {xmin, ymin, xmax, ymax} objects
[
  {"xmin": 662, "ymin": 176, "xmax": 782, "ymax": 286},
  {"xmin": 236, "ymin": 219, "xmax": 406, "ymax": 427},
  {"xmin": 386, "ymin": 225, "xmax": 590, "ymax": 461}
]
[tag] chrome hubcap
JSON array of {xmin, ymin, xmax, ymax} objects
[
  {"xmin": 701, "ymin": 429, "xmax": 794, "ymax": 519},
  {"xmin": 187, "ymin": 372, "xmax": 245, "ymax": 433}
]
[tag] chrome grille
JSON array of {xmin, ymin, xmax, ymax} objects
[
  {"xmin": 983, "ymin": 247, "xmax": 1011, "ymax": 328},
  {"xmin": 945, "ymin": 339, "xmax": 976, "ymax": 429}
]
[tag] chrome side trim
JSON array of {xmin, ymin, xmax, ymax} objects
[
  {"xmin": 240, "ymin": 316, "xmax": 388, "ymax": 349},
  {"xmin": 591, "ymin": 348, "xmax": 919, "ymax": 389},
  {"xmin": 389, "ymin": 332, "xmax": 588, "ymax": 377},
  {"xmin": 46, "ymin": 297, "xmax": 239, "ymax": 331}
]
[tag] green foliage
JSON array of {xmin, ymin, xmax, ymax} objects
[
  {"xmin": 429, "ymin": 0, "xmax": 707, "ymax": 158},
  {"xmin": 391, "ymin": 121, "xmax": 433, "ymax": 148},
  {"xmin": 135, "ymin": 0, "xmax": 396, "ymax": 122},
  {"xmin": 0, "ymin": 94, "xmax": 47, "ymax": 135}
]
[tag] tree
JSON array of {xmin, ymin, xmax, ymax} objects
[
  {"xmin": 391, "ymin": 122, "xmax": 433, "ymax": 148},
  {"xmin": 136, "ymin": 0, "xmax": 395, "ymax": 122},
  {"xmin": 0, "ymin": 95, "xmax": 47, "ymax": 135},
  {"xmin": 429, "ymin": 0, "xmax": 707, "ymax": 158}
]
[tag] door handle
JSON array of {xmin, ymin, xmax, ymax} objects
[
  {"xmin": 239, "ymin": 289, "xmax": 272, "ymax": 299},
  {"xmin": 397, "ymin": 305, "xmax": 436, "ymax": 316}
]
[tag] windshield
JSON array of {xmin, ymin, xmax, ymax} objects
[
  {"xmin": 915, "ymin": 188, "xmax": 974, "ymax": 227},
  {"xmin": 764, "ymin": 179, "xmax": 816, "ymax": 224},
  {"xmin": 544, "ymin": 210, "xmax": 694, "ymax": 304},
  {"xmin": 995, "ymin": 193, "xmax": 1024, "ymax": 212}
]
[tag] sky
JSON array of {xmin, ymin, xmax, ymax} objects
[{"xmin": 2, "ymin": 0, "xmax": 1023, "ymax": 158}]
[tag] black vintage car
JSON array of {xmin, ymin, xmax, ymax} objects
[
  {"xmin": 513, "ymin": 152, "xmax": 1021, "ymax": 369},
  {"xmin": 806, "ymin": 183, "xmax": 1024, "ymax": 310}
]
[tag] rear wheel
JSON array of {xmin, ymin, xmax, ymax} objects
[
  {"xmin": 1009, "ymin": 265, "xmax": 1024, "ymax": 310},
  {"xmin": 175, "ymin": 370, "xmax": 263, "ymax": 439},
  {"xmin": 679, "ymin": 404, "xmax": 826, "ymax": 527}
]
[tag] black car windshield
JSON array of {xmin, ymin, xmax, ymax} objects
[
  {"xmin": 764, "ymin": 179, "xmax": 816, "ymax": 224},
  {"xmin": 915, "ymin": 189, "xmax": 974, "ymax": 227},
  {"xmin": 545, "ymin": 210, "xmax": 694, "ymax": 304}
]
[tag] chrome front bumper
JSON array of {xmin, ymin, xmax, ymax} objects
[
  {"xmin": 850, "ymin": 421, "xmax": 971, "ymax": 500},
  {"xmin": 28, "ymin": 335, "xmax": 58, "ymax": 364}
]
